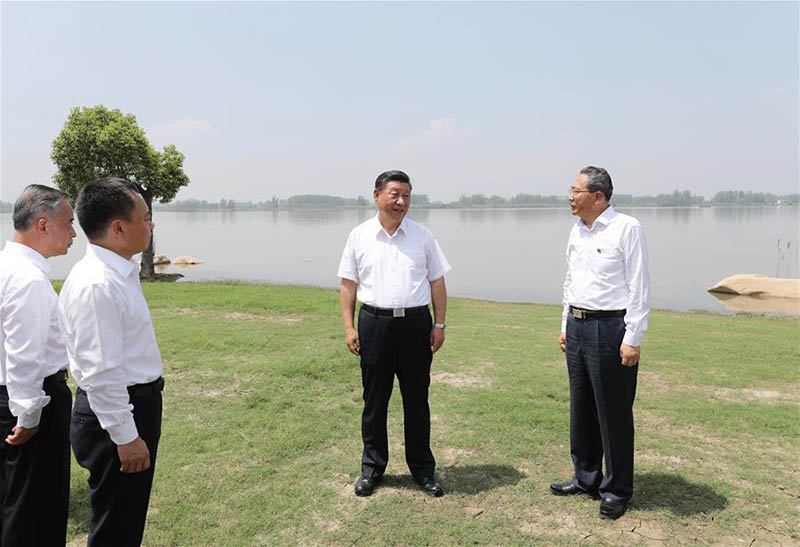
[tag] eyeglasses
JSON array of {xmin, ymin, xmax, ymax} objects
[{"xmin": 568, "ymin": 187, "xmax": 593, "ymax": 195}]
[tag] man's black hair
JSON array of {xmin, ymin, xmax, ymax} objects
[
  {"xmin": 580, "ymin": 166, "xmax": 613, "ymax": 201},
  {"xmin": 375, "ymin": 170, "xmax": 412, "ymax": 191},
  {"xmin": 76, "ymin": 177, "xmax": 141, "ymax": 240}
]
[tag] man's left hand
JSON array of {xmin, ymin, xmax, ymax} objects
[
  {"xmin": 620, "ymin": 343, "xmax": 640, "ymax": 366},
  {"xmin": 5, "ymin": 426, "xmax": 39, "ymax": 446},
  {"xmin": 430, "ymin": 326, "xmax": 445, "ymax": 353}
]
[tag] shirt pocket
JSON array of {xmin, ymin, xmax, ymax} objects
[{"xmin": 588, "ymin": 241, "xmax": 624, "ymax": 279}]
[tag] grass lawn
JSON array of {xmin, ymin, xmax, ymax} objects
[{"xmin": 63, "ymin": 282, "xmax": 800, "ymax": 546}]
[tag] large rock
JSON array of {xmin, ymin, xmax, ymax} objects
[
  {"xmin": 708, "ymin": 274, "xmax": 800, "ymax": 298},
  {"xmin": 153, "ymin": 254, "xmax": 171, "ymax": 265},
  {"xmin": 172, "ymin": 255, "xmax": 204, "ymax": 265}
]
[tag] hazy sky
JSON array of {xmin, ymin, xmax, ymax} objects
[{"xmin": 2, "ymin": 1, "xmax": 798, "ymax": 202}]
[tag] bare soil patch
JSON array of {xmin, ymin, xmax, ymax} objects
[
  {"xmin": 431, "ymin": 371, "xmax": 490, "ymax": 388},
  {"xmin": 713, "ymin": 387, "xmax": 798, "ymax": 404}
]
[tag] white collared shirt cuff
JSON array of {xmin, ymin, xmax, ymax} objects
[
  {"xmin": 107, "ymin": 418, "xmax": 139, "ymax": 446},
  {"xmin": 16, "ymin": 408, "xmax": 43, "ymax": 429},
  {"xmin": 623, "ymin": 331, "xmax": 643, "ymax": 347}
]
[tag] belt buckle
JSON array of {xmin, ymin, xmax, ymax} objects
[
  {"xmin": 572, "ymin": 308, "xmax": 584, "ymax": 319},
  {"xmin": 393, "ymin": 308, "xmax": 405, "ymax": 318}
]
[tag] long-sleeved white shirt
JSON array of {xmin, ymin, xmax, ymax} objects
[
  {"xmin": 0, "ymin": 241, "xmax": 68, "ymax": 428},
  {"xmin": 561, "ymin": 206, "xmax": 651, "ymax": 346},
  {"xmin": 58, "ymin": 243, "xmax": 163, "ymax": 445},
  {"xmin": 337, "ymin": 215, "xmax": 451, "ymax": 308}
]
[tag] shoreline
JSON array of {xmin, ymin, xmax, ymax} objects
[{"xmin": 135, "ymin": 279, "xmax": 800, "ymax": 319}]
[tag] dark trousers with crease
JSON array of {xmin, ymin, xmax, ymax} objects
[
  {"xmin": 0, "ymin": 377, "xmax": 71, "ymax": 547},
  {"xmin": 71, "ymin": 380, "xmax": 163, "ymax": 547},
  {"xmin": 358, "ymin": 307, "xmax": 435, "ymax": 480},
  {"xmin": 566, "ymin": 314, "xmax": 638, "ymax": 502}
]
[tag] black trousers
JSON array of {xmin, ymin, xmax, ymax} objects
[
  {"xmin": 71, "ymin": 379, "xmax": 163, "ymax": 547},
  {"xmin": 0, "ymin": 377, "xmax": 71, "ymax": 547},
  {"xmin": 565, "ymin": 314, "xmax": 638, "ymax": 502},
  {"xmin": 358, "ymin": 307, "xmax": 435, "ymax": 479}
]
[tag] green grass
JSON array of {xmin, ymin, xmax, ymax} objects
[{"xmin": 63, "ymin": 282, "xmax": 800, "ymax": 546}]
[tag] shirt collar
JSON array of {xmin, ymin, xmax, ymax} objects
[
  {"xmin": 86, "ymin": 243, "xmax": 139, "ymax": 278},
  {"xmin": 3, "ymin": 241, "xmax": 51, "ymax": 275},
  {"xmin": 372, "ymin": 214, "xmax": 407, "ymax": 238},
  {"xmin": 578, "ymin": 205, "xmax": 617, "ymax": 230},
  {"xmin": 594, "ymin": 205, "xmax": 617, "ymax": 226}
]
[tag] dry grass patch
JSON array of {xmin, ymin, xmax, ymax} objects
[
  {"xmin": 222, "ymin": 312, "xmax": 303, "ymax": 324},
  {"xmin": 712, "ymin": 387, "xmax": 798, "ymax": 404},
  {"xmin": 438, "ymin": 446, "xmax": 474, "ymax": 465},
  {"xmin": 431, "ymin": 371, "xmax": 491, "ymax": 388}
]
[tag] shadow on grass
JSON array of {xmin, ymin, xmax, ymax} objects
[
  {"xmin": 67, "ymin": 478, "xmax": 91, "ymax": 536},
  {"xmin": 633, "ymin": 472, "xmax": 728, "ymax": 516},
  {"xmin": 382, "ymin": 464, "xmax": 526, "ymax": 495}
]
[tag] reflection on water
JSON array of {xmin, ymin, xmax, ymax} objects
[
  {"xmin": 1, "ymin": 206, "xmax": 798, "ymax": 314},
  {"xmin": 709, "ymin": 293, "xmax": 800, "ymax": 316}
]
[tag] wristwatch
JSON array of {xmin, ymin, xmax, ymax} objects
[{"xmin": 433, "ymin": 322, "xmax": 446, "ymax": 329}]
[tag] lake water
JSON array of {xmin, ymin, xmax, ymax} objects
[{"xmin": 1, "ymin": 206, "xmax": 798, "ymax": 314}]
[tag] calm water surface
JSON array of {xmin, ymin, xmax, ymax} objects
[{"xmin": 2, "ymin": 206, "xmax": 798, "ymax": 313}]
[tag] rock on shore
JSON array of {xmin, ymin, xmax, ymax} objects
[
  {"xmin": 153, "ymin": 254, "xmax": 171, "ymax": 265},
  {"xmin": 172, "ymin": 255, "xmax": 204, "ymax": 265},
  {"xmin": 708, "ymin": 274, "xmax": 800, "ymax": 299}
]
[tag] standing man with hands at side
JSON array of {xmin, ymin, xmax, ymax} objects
[
  {"xmin": 338, "ymin": 170, "xmax": 450, "ymax": 498},
  {"xmin": 0, "ymin": 185, "xmax": 76, "ymax": 546},
  {"xmin": 551, "ymin": 166, "xmax": 650, "ymax": 520},
  {"xmin": 59, "ymin": 177, "xmax": 165, "ymax": 547}
]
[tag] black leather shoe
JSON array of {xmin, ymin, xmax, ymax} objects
[
  {"xmin": 599, "ymin": 497, "xmax": 627, "ymax": 520},
  {"xmin": 354, "ymin": 475, "xmax": 381, "ymax": 497},
  {"xmin": 550, "ymin": 481, "xmax": 599, "ymax": 498},
  {"xmin": 415, "ymin": 476, "xmax": 444, "ymax": 497}
]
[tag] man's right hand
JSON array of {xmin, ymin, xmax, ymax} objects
[
  {"xmin": 5, "ymin": 425, "xmax": 39, "ymax": 446},
  {"xmin": 558, "ymin": 332, "xmax": 566, "ymax": 353},
  {"xmin": 118, "ymin": 436, "xmax": 150, "ymax": 474},
  {"xmin": 345, "ymin": 326, "xmax": 360, "ymax": 356}
]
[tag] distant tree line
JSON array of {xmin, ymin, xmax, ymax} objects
[
  {"xmin": 1, "ymin": 190, "xmax": 797, "ymax": 214},
  {"xmin": 151, "ymin": 189, "xmax": 798, "ymax": 211}
]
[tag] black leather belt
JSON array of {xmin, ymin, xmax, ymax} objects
[
  {"xmin": 128, "ymin": 377, "xmax": 165, "ymax": 398},
  {"xmin": 44, "ymin": 369, "xmax": 68, "ymax": 383},
  {"xmin": 360, "ymin": 304, "xmax": 429, "ymax": 318},
  {"xmin": 569, "ymin": 306, "xmax": 626, "ymax": 320}
]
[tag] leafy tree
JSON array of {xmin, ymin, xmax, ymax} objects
[{"xmin": 51, "ymin": 105, "xmax": 189, "ymax": 277}]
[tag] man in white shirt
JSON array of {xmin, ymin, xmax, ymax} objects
[
  {"xmin": 338, "ymin": 170, "xmax": 450, "ymax": 497},
  {"xmin": 59, "ymin": 177, "xmax": 164, "ymax": 546},
  {"xmin": 551, "ymin": 166, "xmax": 650, "ymax": 520},
  {"xmin": 0, "ymin": 184, "xmax": 76, "ymax": 545}
]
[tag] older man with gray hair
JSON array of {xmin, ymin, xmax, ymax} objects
[
  {"xmin": 0, "ymin": 184, "xmax": 76, "ymax": 545},
  {"xmin": 550, "ymin": 166, "xmax": 650, "ymax": 521}
]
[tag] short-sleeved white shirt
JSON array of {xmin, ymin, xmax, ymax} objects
[{"xmin": 337, "ymin": 215, "xmax": 451, "ymax": 308}]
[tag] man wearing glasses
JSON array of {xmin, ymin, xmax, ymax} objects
[{"xmin": 550, "ymin": 166, "xmax": 650, "ymax": 520}]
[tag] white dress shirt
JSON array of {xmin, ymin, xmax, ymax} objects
[
  {"xmin": 338, "ymin": 215, "xmax": 451, "ymax": 308},
  {"xmin": 0, "ymin": 241, "xmax": 68, "ymax": 428},
  {"xmin": 561, "ymin": 206, "xmax": 651, "ymax": 346},
  {"xmin": 58, "ymin": 244, "xmax": 163, "ymax": 445}
]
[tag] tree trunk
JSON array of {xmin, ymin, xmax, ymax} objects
[{"xmin": 140, "ymin": 189, "xmax": 155, "ymax": 279}]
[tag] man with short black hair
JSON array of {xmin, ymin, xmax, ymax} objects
[
  {"xmin": 550, "ymin": 166, "xmax": 650, "ymax": 520},
  {"xmin": 59, "ymin": 177, "xmax": 164, "ymax": 546},
  {"xmin": 338, "ymin": 170, "xmax": 450, "ymax": 497},
  {"xmin": 1, "ymin": 184, "xmax": 75, "ymax": 545}
]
